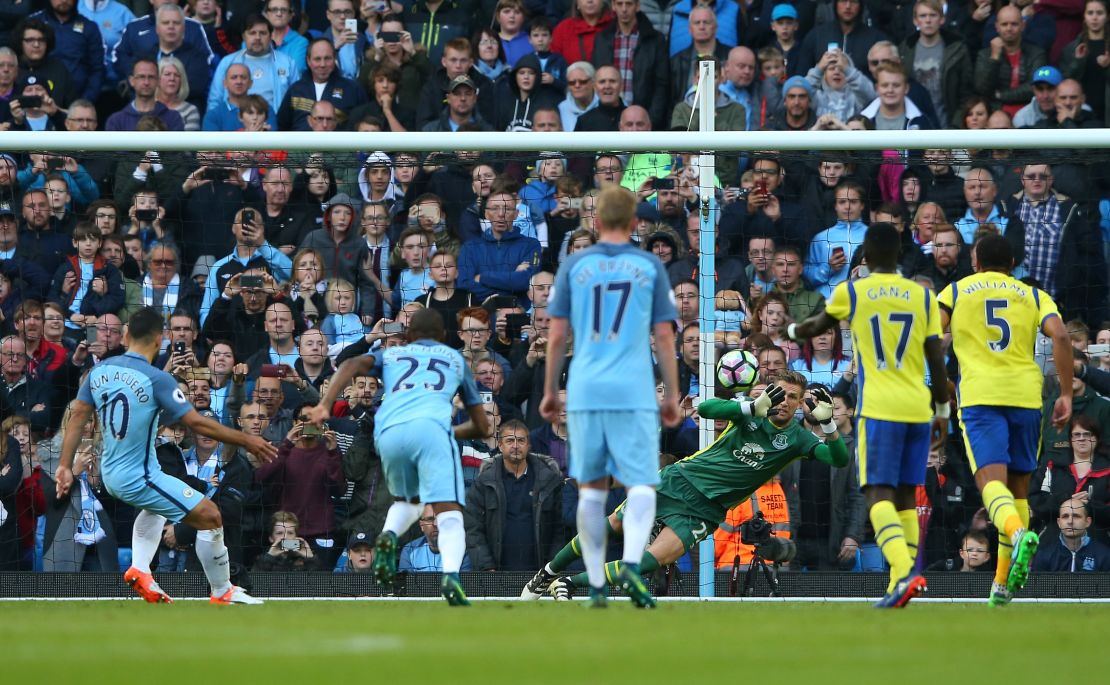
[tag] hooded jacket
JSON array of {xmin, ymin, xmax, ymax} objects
[
  {"xmin": 297, "ymin": 193, "xmax": 367, "ymax": 287},
  {"xmin": 456, "ymin": 224, "xmax": 542, "ymax": 302},
  {"xmin": 492, "ymin": 53, "xmax": 561, "ymax": 132}
]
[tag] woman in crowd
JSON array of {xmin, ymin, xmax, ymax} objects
[
  {"xmin": 1030, "ymin": 414, "xmax": 1110, "ymax": 535},
  {"xmin": 289, "ymin": 247, "xmax": 328, "ymax": 328},
  {"xmin": 472, "ymin": 27, "xmax": 509, "ymax": 81},
  {"xmin": 791, "ymin": 325, "xmax": 851, "ymax": 387},
  {"xmin": 156, "ymin": 56, "xmax": 200, "ymax": 132}
]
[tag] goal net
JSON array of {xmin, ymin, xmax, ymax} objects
[{"xmin": 0, "ymin": 126, "xmax": 1106, "ymax": 599}]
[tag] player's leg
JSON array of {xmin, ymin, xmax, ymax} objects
[
  {"xmin": 183, "ymin": 498, "xmax": 256, "ymax": 604},
  {"xmin": 115, "ymin": 471, "xmax": 209, "ymax": 604},
  {"xmin": 565, "ymin": 411, "xmax": 612, "ymax": 604},
  {"xmin": 419, "ymin": 435, "xmax": 471, "ymax": 605},
  {"xmin": 607, "ymin": 410, "xmax": 661, "ymax": 608},
  {"xmin": 1001, "ymin": 408, "xmax": 1042, "ymax": 595},
  {"xmin": 859, "ymin": 419, "xmax": 922, "ymax": 608},
  {"xmin": 375, "ymin": 425, "xmax": 424, "ymax": 586},
  {"xmin": 521, "ymin": 510, "xmax": 623, "ymax": 599},
  {"xmin": 961, "ymin": 406, "xmax": 1025, "ymax": 604},
  {"xmin": 565, "ymin": 524, "xmax": 685, "ymax": 591},
  {"xmin": 892, "ymin": 422, "xmax": 931, "ymax": 589}
]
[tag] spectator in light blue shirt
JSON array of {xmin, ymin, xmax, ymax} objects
[
  {"xmin": 804, "ymin": 179, "xmax": 868, "ymax": 297},
  {"xmin": 207, "ymin": 15, "xmax": 300, "ymax": 115},
  {"xmin": 399, "ymin": 506, "xmax": 473, "ymax": 572}
]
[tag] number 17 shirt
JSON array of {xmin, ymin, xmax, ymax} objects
[{"xmin": 549, "ymin": 243, "xmax": 676, "ymax": 412}]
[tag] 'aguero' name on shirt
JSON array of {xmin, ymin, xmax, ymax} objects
[{"xmin": 88, "ymin": 368, "xmax": 151, "ymax": 403}]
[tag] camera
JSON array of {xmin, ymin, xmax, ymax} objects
[
  {"xmin": 739, "ymin": 511, "xmax": 795, "ymax": 563},
  {"xmin": 173, "ymin": 341, "xmax": 187, "ymax": 355},
  {"xmin": 135, "ymin": 208, "xmax": 157, "ymax": 223}
]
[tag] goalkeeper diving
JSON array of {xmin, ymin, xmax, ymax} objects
[{"xmin": 521, "ymin": 369, "xmax": 849, "ymax": 599}]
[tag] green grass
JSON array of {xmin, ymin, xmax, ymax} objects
[{"xmin": 4, "ymin": 600, "xmax": 1108, "ymax": 684}]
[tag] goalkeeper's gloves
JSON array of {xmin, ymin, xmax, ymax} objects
[
  {"xmin": 743, "ymin": 383, "xmax": 786, "ymax": 418},
  {"xmin": 805, "ymin": 387, "xmax": 837, "ymax": 434},
  {"xmin": 786, "ymin": 323, "xmax": 801, "ymax": 342}
]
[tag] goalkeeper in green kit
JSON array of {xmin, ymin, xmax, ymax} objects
[{"xmin": 521, "ymin": 369, "xmax": 849, "ymax": 600}]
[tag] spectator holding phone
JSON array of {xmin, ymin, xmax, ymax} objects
[
  {"xmin": 255, "ymin": 403, "xmax": 344, "ymax": 566},
  {"xmin": 252, "ymin": 511, "xmax": 323, "ymax": 571},
  {"xmin": 199, "ymin": 207, "xmax": 293, "ymax": 326},
  {"xmin": 804, "ymin": 179, "xmax": 869, "ymax": 297}
]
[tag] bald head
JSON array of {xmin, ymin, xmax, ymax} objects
[
  {"xmin": 619, "ymin": 105, "xmax": 651, "ymax": 132},
  {"xmin": 726, "ymin": 46, "xmax": 756, "ymax": 87}
]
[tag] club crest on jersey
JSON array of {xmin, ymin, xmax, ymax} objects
[
  {"xmin": 183, "ymin": 487, "xmax": 194, "ymax": 498},
  {"xmin": 772, "ymin": 434, "xmax": 789, "ymax": 450}
]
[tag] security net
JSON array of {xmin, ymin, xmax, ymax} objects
[{"xmin": 0, "ymin": 141, "xmax": 1107, "ymax": 597}]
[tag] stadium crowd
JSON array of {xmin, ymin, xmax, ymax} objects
[{"xmin": 2, "ymin": 0, "xmax": 1110, "ymax": 583}]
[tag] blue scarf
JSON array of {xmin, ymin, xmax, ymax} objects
[{"xmin": 74, "ymin": 473, "xmax": 106, "ymax": 546}]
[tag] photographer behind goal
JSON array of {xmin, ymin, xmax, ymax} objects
[{"xmin": 521, "ymin": 369, "xmax": 848, "ymax": 599}]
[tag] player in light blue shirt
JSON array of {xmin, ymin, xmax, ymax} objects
[
  {"xmin": 538, "ymin": 185, "xmax": 681, "ymax": 609},
  {"xmin": 309, "ymin": 308, "xmax": 489, "ymax": 605},
  {"xmin": 55, "ymin": 307, "xmax": 277, "ymax": 605}
]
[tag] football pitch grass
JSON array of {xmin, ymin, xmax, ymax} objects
[{"xmin": 5, "ymin": 600, "xmax": 1108, "ymax": 684}]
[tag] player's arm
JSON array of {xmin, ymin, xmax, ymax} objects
[
  {"xmin": 539, "ymin": 316, "xmax": 569, "ymax": 421},
  {"xmin": 787, "ymin": 310, "xmax": 840, "ymax": 341},
  {"xmin": 309, "ymin": 353, "xmax": 377, "ymax": 425},
  {"xmin": 1044, "ymin": 314, "xmax": 1075, "ymax": 430},
  {"xmin": 653, "ymin": 320, "xmax": 682, "ymax": 427},
  {"xmin": 55, "ymin": 399, "xmax": 94, "ymax": 498},
  {"xmin": 697, "ymin": 384, "xmax": 787, "ymax": 420},
  {"xmin": 454, "ymin": 402, "xmax": 490, "ymax": 440},
  {"xmin": 813, "ymin": 434, "xmax": 849, "ymax": 468},
  {"xmin": 181, "ymin": 408, "xmax": 278, "ymax": 463}
]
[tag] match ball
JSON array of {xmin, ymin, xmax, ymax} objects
[{"xmin": 716, "ymin": 349, "xmax": 759, "ymax": 395}]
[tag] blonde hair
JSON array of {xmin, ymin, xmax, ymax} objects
[
  {"xmin": 157, "ymin": 56, "xmax": 190, "ymax": 103},
  {"xmin": 0, "ymin": 415, "xmax": 30, "ymax": 459},
  {"xmin": 324, "ymin": 277, "xmax": 356, "ymax": 313}
]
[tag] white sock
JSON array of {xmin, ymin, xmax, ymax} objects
[
  {"xmin": 382, "ymin": 501, "xmax": 422, "ymax": 536},
  {"xmin": 577, "ymin": 488, "xmax": 609, "ymax": 589},
  {"xmin": 196, "ymin": 527, "xmax": 233, "ymax": 596},
  {"xmin": 435, "ymin": 510, "xmax": 466, "ymax": 575},
  {"xmin": 621, "ymin": 485, "xmax": 657, "ymax": 565},
  {"xmin": 131, "ymin": 510, "xmax": 167, "ymax": 574}
]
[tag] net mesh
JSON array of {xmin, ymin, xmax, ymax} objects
[{"xmin": 0, "ymin": 141, "xmax": 1106, "ymax": 597}]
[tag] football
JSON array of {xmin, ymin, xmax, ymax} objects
[{"xmin": 716, "ymin": 349, "xmax": 759, "ymax": 395}]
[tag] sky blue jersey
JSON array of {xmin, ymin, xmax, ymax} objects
[
  {"xmin": 374, "ymin": 340, "xmax": 483, "ymax": 436},
  {"xmin": 77, "ymin": 352, "xmax": 193, "ymax": 486},
  {"xmin": 549, "ymin": 242, "xmax": 677, "ymax": 411}
]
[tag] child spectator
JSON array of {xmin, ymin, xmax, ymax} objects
[
  {"xmin": 419, "ymin": 250, "xmax": 473, "ymax": 349},
  {"xmin": 520, "ymin": 154, "xmax": 565, "ymax": 221},
  {"xmin": 805, "ymin": 49, "xmax": 875, "ymax": 122},
  {"xmin": 393, "ymin": 227, "xmax": 433, "ymax": 308},
  {"xmin": 495, "ymin": 0, "xmax": 533, "ymax": 66},
  {"xmin": 758, "ymin": 46, "xmax": 786, "ymax": 85},
  {"xmin": 528, "ymin": 18, "xmax": 566, "ymax": 92},
  {"xmin": 48, "ymin": 223, "xmax": 124, "ymax": 330},
  {"xmin": 320, "ymin": 277, "xmax": 364, "ymax": 357},
  {"xmin": 769, "ymin": 4, "xmax": 801, "ymax": 75}
]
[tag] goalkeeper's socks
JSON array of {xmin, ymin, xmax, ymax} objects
[{"xmin": 870, "ymin": 501, "xmax": 913, "ymax": 582}]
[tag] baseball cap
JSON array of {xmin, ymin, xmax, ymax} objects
[
  {"xmin": 0, "ymin": 200, "xmax": 15, "ymax": 218},
  {"xmin": 1031, "ymin": 66, "xmax": 1062, "ymax": 87},
  {"xmin": 447, "ymin": 75, "xmax": 477, "ymax": 92},
  {"xmin": 347, "ymin": 531, "xmax": 374, "ymax": 550},
  {"xmin": 771, "ymin": 4, "xmax": 798, "ymax": 21}
]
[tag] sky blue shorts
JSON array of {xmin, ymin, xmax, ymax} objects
[
  {"xmin": 376, "ymin": 420, "xmax": 464, "ymax": 504},
  {"xmin": 566, "ymin": 410, "xmax": 660, "ymax": 487},
  {"xmin": 105, "ymin": 470, "xmax": 205, "ymax": 523}
]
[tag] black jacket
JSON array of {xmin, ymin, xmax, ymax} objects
[
  {"xmin": 200, "ymin": 295, "xmax": 273, "ymax": 361},
  {"xmin": 464, "ymin": 454, "xmax": 563, "ymax": 571},
  {"xmin": 591, "ymin": 12, "xmax": 670, "ymax": 129}
]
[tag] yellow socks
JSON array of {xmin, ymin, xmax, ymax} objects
[
  {"xmin": 871, "ymin": 501, "xmax": 913, "ymax": 584},
  {"xmin": 983, "ymin": 481, "xmax": 1027, "ymax": 586}
]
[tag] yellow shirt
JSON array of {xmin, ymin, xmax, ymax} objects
[
  {"xmin": 937, "ymin": 271, "xmax": 1059, "ymax": 410},
  {"xmin": 826, "ymin": 273, "xmax": 941, "ymax": 422}
]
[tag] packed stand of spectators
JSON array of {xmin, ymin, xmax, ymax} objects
[{"xmin": 2, "ymin": 0, "xmax": 1110, "ymax": 581}]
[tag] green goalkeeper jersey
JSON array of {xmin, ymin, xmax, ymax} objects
[{"xmin": 673, "ymin": 398, "xmax": 849, "ymax": 513}]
